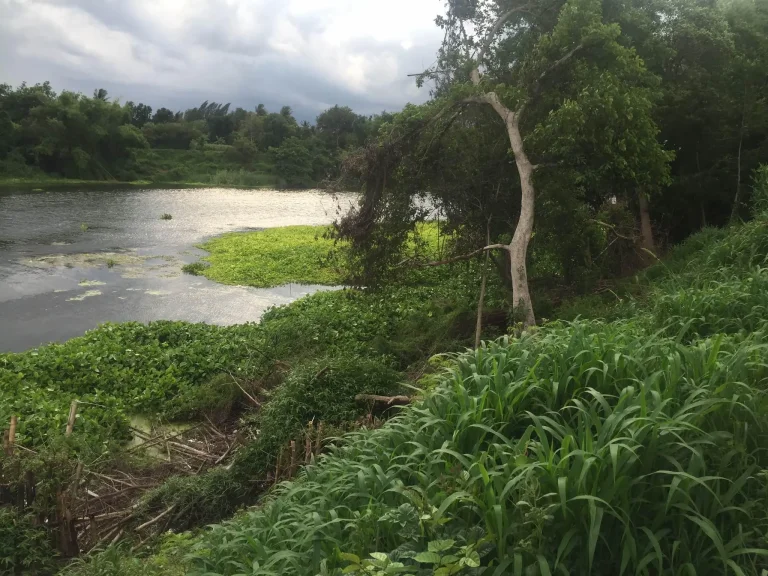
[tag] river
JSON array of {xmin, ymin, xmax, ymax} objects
[{"xmin": 0, "ymin": 187, "xmax": 356, "ymax": 353}]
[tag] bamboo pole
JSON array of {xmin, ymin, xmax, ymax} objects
[
  {"xmin": 8, "ymin": 416, "xmax": 17, "ymax": 455},
  {"xmin": 289, "ymin": 440, "xmax": 297, "ymax": 476},
  {"xmin": 66, "ymin": 401, "xmax": 78, "ymax": 436}
]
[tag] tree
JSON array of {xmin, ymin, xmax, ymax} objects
[
  {"xmin": 316, "ymin": 105, "xmax": 368, "ymax": 149},
  {"xmin": 272, "ymin": 137, "xmax": 315, "ymax": 187},
  {"xmin": 280, "ymin": 106, "xmax": 293, "ymax": 118},
  {"xmin": 152, "ymin": 108, "xmax": 176, "ymax": 124},
  {"xmin": 93, "ymin": 88, "xmax": 109, "ymax": 101},
  {"xmin": 142, "ymin": 121, "xmax": 203, "ymax": 149},
  {"xmin": 256, "ymin": 104, "xmax": 267, "ymax": 117},
  {"xmin": 262, "ymin": 112, "xmax": 297, "ymax": 148},
  {"xmin": 422, "ymin": 0, "xmax": 671, "ymax": 325},
  {"xmin": 126, "ymin": 102, "xmax": 153, "ymax": 127}
]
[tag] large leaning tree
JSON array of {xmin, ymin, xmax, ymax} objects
[{"xmin": 419, "ymin": 0, "xmax": 672, "ymax": 325}]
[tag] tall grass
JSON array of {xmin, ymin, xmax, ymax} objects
[{"xmin": 188, "ymin": 320, "xmax": 768, "ymax": 575}]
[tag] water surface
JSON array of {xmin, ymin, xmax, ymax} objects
[{"xmin": 0, "ymin": 187, "xmax": 355, "ymax": 352}]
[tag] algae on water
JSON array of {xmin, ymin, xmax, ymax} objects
[{"xmin": 66, "ymin": 290, "xmax": 102, "ymax": 301}]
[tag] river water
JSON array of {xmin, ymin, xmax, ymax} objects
[{"xmin": 0, "ymin": 187, "xmax": 356, "ymax": 353}]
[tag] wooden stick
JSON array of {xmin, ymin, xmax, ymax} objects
[
  {"xmin": 66, "ymin": 401, "xmax": 78, "ymax": 436},
  {"xmin": 304, "ymin": 424, "xmax": 312, "ymax": 464},
  {"xmin": 167, "ymin": 440, "xmax": 215, "ymax": 459},
  {"xmin": 135, "ymin": 505, "xmax": 175, "ymax": 532},
  {"xmin": 232, "ymin": 379, "xmax": 260, "ymax": 407},
  {"xmin": 290, "ymin": 440, "xmax": 297, "ymax": 476},
  {"xmin": 214, "ymin": 442, "xmax": 235, "ymax": 465},
  {"xmin": 354, "ymin": 394, "xmax": 411, "ymax": 406},
  {"xmin": 8, "ymin": 415, "xmax": 17, "ymax": 455},
  {"xmin": 110, "ymin": 528, "xmax": 124, "ymax": 546},
  {"xmin": 274, "ymin": 446, "xmax": 282, "ymax": 484},
  {"xmin": 315, "ymin": 422, "xmax": 324, "ymax": 455}
]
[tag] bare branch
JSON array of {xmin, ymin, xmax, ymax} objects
[{"xmin": 405, "ymin": 243, "xmax": 510, "ymax": 268}]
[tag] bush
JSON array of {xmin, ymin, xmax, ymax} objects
[{"xmin": 0, "ymin": 507, "xmax": 55, "ymax": 574}]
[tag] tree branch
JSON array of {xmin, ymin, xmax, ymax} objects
[
  {"xmin": 517, "ymin": 43, "xmax": 586, "ymax": 118},
  {"xmin": 403, "ymin": 244, "xmax": 509, "ymax": 268},
  {"xmin": 475, "ymin": 4, "xmax": 533, "ymax": 71}
]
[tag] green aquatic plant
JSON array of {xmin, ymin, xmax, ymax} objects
[{"xmin": 181, "ymin": 261, "xmax": 209, "ymax": 275}]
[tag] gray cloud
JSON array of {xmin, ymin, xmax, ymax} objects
[{"xmin": 0, "ymin": 0, "xmax": 443, "ymax": 120}]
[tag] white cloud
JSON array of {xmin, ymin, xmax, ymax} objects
[{"xmin": 0, "ymin": 0, "xmax": 444, "ymax": 117}]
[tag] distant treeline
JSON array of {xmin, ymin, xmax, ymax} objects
[{"xmin": 0, "ymin": 84, "xmax": 388, "ymax": 186}]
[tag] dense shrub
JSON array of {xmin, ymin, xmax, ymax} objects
[{"xmin": 0, "ymin": 507, "xmax": 55, "ymax": 574}]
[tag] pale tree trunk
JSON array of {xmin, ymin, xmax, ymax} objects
[
  {"xmin": 470, "ymin": 74, "xmax": 537, "ymax": 327},
  {"xmin": 506, "ymin": 116, "xmax": 536, "ymax": 327},
  {"xmin": 638, "ymin": 191, "xmax": 655, "ymax": 253}
]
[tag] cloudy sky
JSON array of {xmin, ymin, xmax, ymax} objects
[{"xmin": 0, "ymin": 0, "xmax": 444, "ymax": 120}]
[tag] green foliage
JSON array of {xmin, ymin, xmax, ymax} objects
[
  {"xmin": 181, "ymin": 262, "xmax": 210, "ymax": 276},
  {"xmin": 0, "ymin": 83, "xmax": 369, "ymax": 188},
  {"xmin": 207, "ymin": 168, "xmax": 275, "ymax": 187},
  {"xmin": 59, "ymin": 534, "xmax": 193, "ymax": 576},
  {"xmin": 195, "ymin": 225, "xmax": 345, "ymax": 287},
  {"xmin": 160, "ymin": 213, "xmax": 172, "ymax": 220},
  {"xmin": 188, "ymin": 317, "xmax": 768, "ymax": 575},
  {"xmin": 0, "ymin": 321, "xmax": 263, "ymax": 449},
  {"xmin": 166, "ymin": 373, "xmax": 243, "ymax": 422},
  {"xmin": 0, "ymin": 507, "xmax": 55, "ymax": 574},
  {"xmin": 752, "ymin": 164, "xmax": 768, "ymax": 216},
  {"xmin": 131, "ymin": 215, "xmax": 763, "ymax": 576},
  {"xmin": 271, "ymin": 136, "xmax": 334, "ymax": 188}
]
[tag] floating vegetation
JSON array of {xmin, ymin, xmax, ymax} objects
[
  {"xmin": 160, "ymin": 213, "xmax": 173, "ymax": 220},
  {"xmin": 80, "ymin": 223, "xmax": 89, "ymax": 232},
  {"xmin": 24, "ymin": 253, "xmax": 144, "ymax": 270},
  {"xmin": 78, "ymin": 280, "xmax": 106, "ymax": 287},
  {"xmin": 66, "ymin": 290, "xmax": 101, "ymax": 301}
]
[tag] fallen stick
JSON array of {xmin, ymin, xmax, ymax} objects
[
  {"xmin": 85, "ymin": 471, "xmax": 139, "ymax": 488},
  {"xmin": 214, "ymin": 442, "xmax": 236, "ymax": 465},
  {"xmin": 167, "ymin": 441, "xmax": 217, "ymax": 460},
  {"xmin": 136, "ymin": 505, "xmax": 175, "ymax": 532},
  {"xmin": 354, "ymin": 394, "xmax": 411, "ymax": 407},
  {"xmin": 233, "ymin": 379, "xmax": 260, "ymax": 407}
]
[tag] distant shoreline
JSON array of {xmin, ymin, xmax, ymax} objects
[{"xmin": 0, "ymin": 177, "xmax": 299, "ymax": 191}]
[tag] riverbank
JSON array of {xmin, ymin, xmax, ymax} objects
[
  {"xmin": 61, "ymin": 213, "xmax": 768, "ymax": 576},
  {"xmin": 9, "ymin": 216, "xmax": 768, "ymax": 575},
  {"xmin": 1, "ymin": 222, "xmax": 502, "ymax": 574}
]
